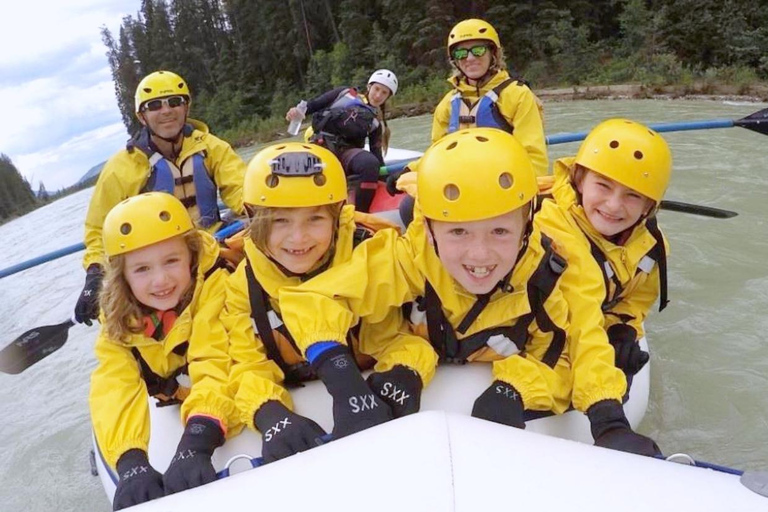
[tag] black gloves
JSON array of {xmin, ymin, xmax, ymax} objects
[
  {"xmin": 367, "ymin": 365, "xmax": 423, "ymax": 418},
  {"xmin": 74, "ymin": 264, "xmax": 104, "ymax": 325},
  {"xmin": 163, "ymin": 416, "xmax": 224, "ymax": 495},
  {"xmin": 471, "ymin": 380, "xmax": 526, "ymax": 429},
  {"xmin": 254, "ymin": 400, "xmax": 328, "ymax": 463},
  {"xmin": 588, "ymin": 399, "xmax": 661, "ymax": 457},
  {"xmin": 311, "ymin": 344, "xmax": 392, "ymax": 438},
  {"xmin": 607, "ymin": 324, "xmax": 650, "ymax": 376},
  {"xmin": 113, "ymin": 449, "xmax": 164, "ymax": 510},
  {"xmin": 385, "ymin": 169, "xmax": 408, "ymax": 196}
]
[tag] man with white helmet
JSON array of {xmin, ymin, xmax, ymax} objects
[
  {"xmin": 285, "ymin": 68, "xmax": 398, "ymax": 213},
  {"xmin": 74, "ymin": 70, "xmax": 246, "ymax": 326}
]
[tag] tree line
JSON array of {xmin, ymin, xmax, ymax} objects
[{"xmin": 101, "ymin": 0, "xmax": 768, "ymax": 141}]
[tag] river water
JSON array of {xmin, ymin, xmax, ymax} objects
[{"xmin": 1, "ymin": 99, "xmax": 767, "ymax": 510}]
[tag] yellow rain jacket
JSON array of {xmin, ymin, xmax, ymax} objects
[
  {"xmin": 83, "ymin": 119, "xmax": 245, "ymax": 269},
  {"xmin": 280, "ymin": 210, "xmax": 584, "ymax": 414},
  {"xmin": 431, "ymin": 70, "xmax": 548, "ymax": 177},
  {"xmin": 89, "ymin": 231, "xmax": 237, "ymax": 469},
  {"xmin": 225, "ymin": 205, "xmax": 437, "ymax": 431},
  {"xmin": 547, "ymin": 157, "xmax": 669, "ymax": 340}
]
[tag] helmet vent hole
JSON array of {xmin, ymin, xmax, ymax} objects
[
  {"xmin": 648, "ymin": 130, "xmax": 655, "ymax": 137},
  {"xmin": 142, "ymin": 87, "xmax": 152, "ymax": 94},
  {"xmin": 447, "ymin": 142, "xmax": 458, "ymax": 150},
  {"xmin": 634, "ymin": 150, "xmax": 644, "ymax": 160},
  {"xmin": 444, "ymin": 184, "xmax": 460, "ymax": 201},
  {"xmin": 476, "ymin": 136, "xmax": 489, "ymax": 142},
  {"xmin": 479, "ymin": 28, "xmax": 487, "ymax": 34},
  {"xmin": 499, "ymin": 172, "xmax": 514, "ymax": 189},
  {"xmin": 159, "ymin": 211, "xmax": 171, "ymax": 222},
  {"xmin": 177, "ymin": 83, "xmax": 184, "ymax": 89},
  {"xmin": 302, "ymin": 145, "xmax": 313, "ymax": 150},
  {"xmin": 120, "ymin": 223, "xmax": 132, "ymax": 235},
  {"xmin": 313, "ymin": 174, "xmax": 327, "ymax": 186},
  {"xmin": 609, "ymin": 140, "xmax": 619, "ymax": 149},
  {"xmin": 276, "ymin": 145, "xmax": 286, "ymax": 150},
  {"xmin": 266, "ymin": 175, "xmax": 280, "ymax": 188}
]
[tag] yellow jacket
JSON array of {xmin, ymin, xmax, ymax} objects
[
  {"xmin": 280, "ymin": 210, "xmax": 578, "ymax": 414},
  {"xmin": 224, "ymin": 205, "xmax": 436, "ymax": 431},
  {"xmin": 548, "ymin": 157, "xmax": 669, "ymax": 338},
  {"xmin": 83, "ymin": 119, "xmax": 245, "ymax": 269},
  {"xmin": 431, "ymin": 70, "xmax": 548, "ymax": 176},
  {"xmin": 89, "ymin": 231, "xmax": 237, "ymax": 469}
]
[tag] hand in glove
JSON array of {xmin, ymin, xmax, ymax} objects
[
  {"xmin": 471, "ymin": 380, "xmax": 525, "ymax": 429},
  {"xmin": 74, "ymin": 264, "xmax": 104, "ymax": 325},
  {"xmin": 113, "ymin": 449, "xmax": 164, "ymax": 510},
  {"xmin": 367, "ymin": 365, "xmax": 423, "ymax": 418},
  {"xmin": 311, "ymin": 344, "xmax": 392, "ymax": 438},
  {"xmin": 588, "ymin": 399, "xmax": 661, "ymax": 457},
  {"xmin": 607, "ymin": 324, "xmax": 650, "ymax": 376},
  {"xmin": 385, "ymin": 169, "xmax": 409, "ymax": 196},
  {"xmin": 254, "ymin": 400, "xmax": 328, "ymax": 463},
  {"xmin": 163, "ymin": 416, "xmax": 224, "ymax": 495}
]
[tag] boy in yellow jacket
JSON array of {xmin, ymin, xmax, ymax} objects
[
  {"xmin": 539, "ymin": 119, "xmax": 672, "ymax": 386},
  {"xmin": 224, "ymin": 143, "xmax": 437, "ymax": 460},
  {"xmin": 89, "ymin": 192, "xmax": 237, "ymax": 510}
]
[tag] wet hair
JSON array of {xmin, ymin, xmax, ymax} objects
[
  {"xmin": 100, "ymin": 230, "xmax": 202, "ymax": 342},
  {"xmin": 245, "ymin": 203, "xmax": 343, "ymax": 271},
  {"xmin": 364, "ymin": 88, "xmax": 391, "ymax": 156}
]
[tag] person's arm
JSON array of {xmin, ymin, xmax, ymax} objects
[
  {"xmin": 82, "ymin": 154, "xmax": 137, "ymax": 269},
  {"xmin": 305, "ymin": 87, "xmax": 348, "ymax": 115},
  {"xmin": 368, "ymin": 124, "xmax": 385, "ymax": 165},
  {"xmin": 89, "ymin": 331, "xmax": 151, "ymax": 470},
  {"xmin": 223, "ymin": 262, "xmax": 293, "ymax": 431},
  {"xmin": 430, "ymin": 92, "xmax": 453, "ymax": 143},
  {"xmin": 499, "ymin": 85, "xmax": 549, "ymax": 176},
  {"xmin": 203, "ymin": 134, "xmax": 246, "ymax": 216},
  {"xmin": 180, "ymin": 260, "xmax": 236, "ymax": 430}
]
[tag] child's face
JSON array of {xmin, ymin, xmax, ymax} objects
[
  {"xmin": 367, "ymin": 82, "xmax": 392, "ymax": 107},
  {"xmin": 267, "ymin": 206, "xmax": 335, "ymax": 274},
  {"xmin": 577, "ymin": 170, "xmax": 654, "ymax": 237},
  {"xmin": 430, "ymin": 209, "xmax": 526, "ymax": 295},
  {"xmin": 123, "ymin": 236, "xmax": 193, "ymax": 311}
]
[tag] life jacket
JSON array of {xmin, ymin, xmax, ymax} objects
[
  {"xmin": 405, "ymin": 234, "xmax": 568, "ymax": 368},
  {"xmin": 129, "ymin": 257, "xmax": 230, "ymax": 406},
  {"xmin": 589, "ymin": 216, "xmax": 669, "ymax": 315},
  {"xmin": 447, "ymin": 78, "xmax": 527, "ymax": 134},
  {"xmin": 244, "ymin": 222, "xmax": 383, "ymax": 386},
  {"xmin": 129, "ymin": 126, "xmax": 220, "ymax": 229},
  {"xmin": 311, "ymin": 88, "xmax": 380, "ymax": 152}
]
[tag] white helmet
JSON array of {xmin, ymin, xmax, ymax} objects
[{"xmin": 368, "ymin": 69, "xmax": 398, "ymax": 96}]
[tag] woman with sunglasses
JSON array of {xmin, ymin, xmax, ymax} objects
[
  {"xmin": 432, "ymin": 19, "xmax": 548, "ymax": 177},
  {"xmin": 75, "ymin": 70, "xmax": 246, "ymax": 327},
  {"xmin": 285, "ymin": 69, "xmax": 398, "ymax": 213}
]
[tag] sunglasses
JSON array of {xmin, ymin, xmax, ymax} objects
[
  {"xmin": 451, "ymin": 44, "xmax": 489, "ymax": 61},
  {"xmin": 141, "ymin": 95, "xmax": 188, "ymax": 112}
]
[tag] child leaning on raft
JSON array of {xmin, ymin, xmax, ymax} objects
[
  {"xmin": 223, "ymin": 142, "xmax": 437, "ymax": 461},
  {"xmin": 89, "ymin": 192, "xmax": 238, "ymax": 510},
  {"xmin": 278, "ymin": 127, "xmax": 661, "ymax": 456}
]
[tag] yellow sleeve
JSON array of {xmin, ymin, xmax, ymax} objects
[
  {"xmin": 223, "ymin": 262, "xmax": 292, "ymax": 431},
  {"xmin": 279, "ymin": 229, "xmax": 421, "ymax": 355},
  {"xmin": 89, "ymin": 332, "xmax": 150, "ymax": 469},
  {"xmin": 82, "ymin": 154, "xmax": 143, "ymax": 269},
  {"xmin": 431, "ymin": 91, "xmax": 453, "ymax": 143},
  {"xmin": 205, "ymin": 134, "xmax": 245, "ymax": 216},
  {"xmin": 359, "ymin": 308, "xmax": 438, "ymax": 386},
  {"xmin": 542, "ymin": 221, "xmax": 626, "ymax": 412},
  {"xmin": 498, "ymin": 85, "xmax": 549, "ymax": 176},
  {"xmin": 491, "ymin": 350, "xmax": 569, "ymax": 414},
  {"xmin": 180, "ymin": 267, "xmax": 238, "ymax": 432}
]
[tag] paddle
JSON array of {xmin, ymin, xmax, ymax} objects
[
  {"xmin": 659, "ymin": 200, "xmax": 737, "ymax": 219},
  {"xmin": 0, "ymin": 318, "xmax": 75, "ymax": 375},
  {"xmin": 378, "ymin": 107, "xmax": 768, "ymax": 175}
]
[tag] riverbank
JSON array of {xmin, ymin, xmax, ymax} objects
[{"xmin": 227, "ymin": 81, "xmax": 768, "ymax": 149}]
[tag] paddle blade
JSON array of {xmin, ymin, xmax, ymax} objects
[
  {"xmin": 734, "ymin": 108, "xmax": 768, "ymax": 136},
  {"xmin": 659, "ymin": 200, "xmax": 738, "ymax": 219},
  {"xmin": 0, "ymin": 319, "xmax": 74, "ymax": 375}
]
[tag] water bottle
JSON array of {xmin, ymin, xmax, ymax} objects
[{"xmin": 288, "ymin": 100, "xmax": 307, "ymax": 136}]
